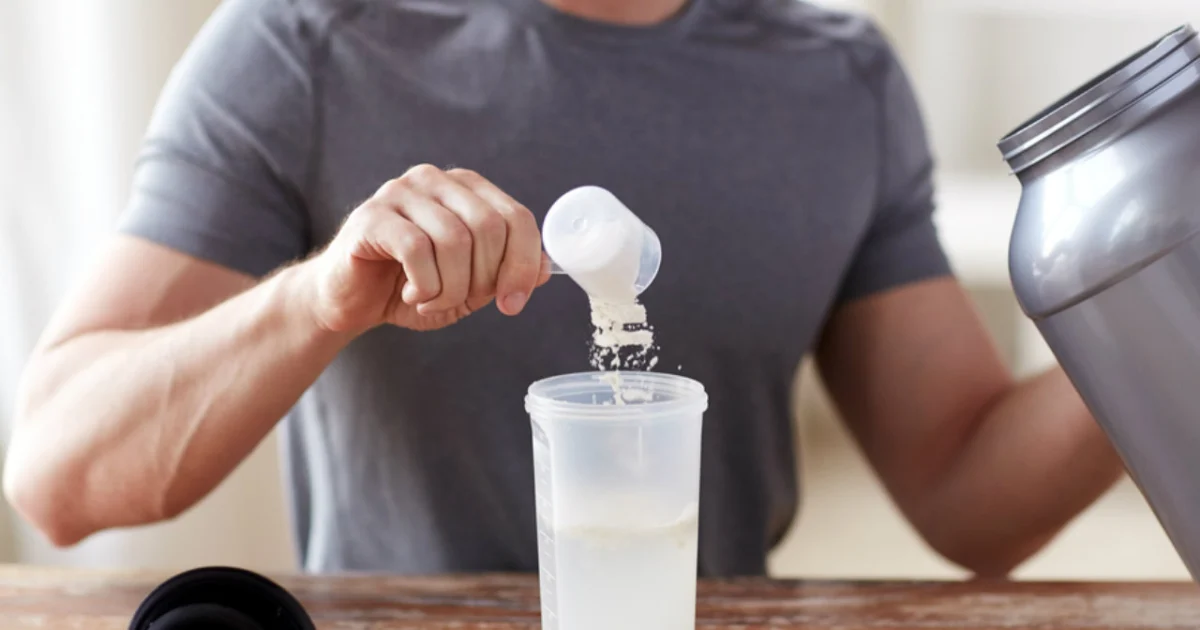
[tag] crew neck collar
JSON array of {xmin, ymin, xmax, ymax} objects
[{"xmin": 509, "ymin": 0, "xmax": 711, "ymax": 43}]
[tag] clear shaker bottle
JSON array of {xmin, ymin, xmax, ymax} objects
[{"xmin": 526, "ymin": 372, "xmax": 707, "ymax": 630}]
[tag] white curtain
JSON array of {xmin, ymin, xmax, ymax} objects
[{"xmin": 0, "ymin": 0, "xmax": 293, "ymax": 572}]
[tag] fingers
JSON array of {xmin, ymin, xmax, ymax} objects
[
  {"xmin": 370, "ymin": 164, "xmax": 543, "ymax": 317},
  {"xmin": 354, "ymin": 203, "xmax": 441, "ymax": 304},
  {"xmin": 376, "ymin": 171, "xmax": 472, "ymax": 314},
  {"xmin": 448, "ymin": 169, "xmax": 544, "ymax": 315},
  {"xmin": 437, "ymin": 171, "xmax": 509, "ymax": 300}
]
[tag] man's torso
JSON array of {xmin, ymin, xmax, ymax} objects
[{"xmin": 204, "ymin": 0, "xmax": 895, "ymax": 575}]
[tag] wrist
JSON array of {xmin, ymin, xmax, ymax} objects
[{"xmin": 275, "ymin": 260, "xmax": 361, "ymax": 348}]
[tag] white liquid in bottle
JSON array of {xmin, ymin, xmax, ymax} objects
[{"xmin": 553, "ymin": 497, "xmax": 699, "ymax": 630}]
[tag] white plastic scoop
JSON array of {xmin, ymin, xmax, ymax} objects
[{"xmin": 542, "ymin": 186, "xmax": 661, "ymax": 303}]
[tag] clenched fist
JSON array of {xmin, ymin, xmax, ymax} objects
[{"xmin": 301, "ymin": 165, "xmax": 551, "ymax": 333}]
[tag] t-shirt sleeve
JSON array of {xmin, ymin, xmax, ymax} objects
[
  {"xmin": 836, "ymin": 34, "xmax": 952, "ymax": 304},
  {"xmin": 117, "ymin": 0, "xmax": 316, "ymax": 277}
]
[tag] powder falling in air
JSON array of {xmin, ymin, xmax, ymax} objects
[
  {"xmin": 589, "ymin": 298, "xmax": 658, "ymax": 371},
  {"xmin": 589, "ymin": 297, "xmax": 659, "ymax": 405}
]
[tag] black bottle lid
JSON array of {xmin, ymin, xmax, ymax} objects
[{"xmin": 128, "ymin": 566, "xmax": 315, "ymax": 630}]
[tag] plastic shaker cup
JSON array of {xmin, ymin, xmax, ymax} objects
[{"xmin": 526, "ymin": 372, "xmax": 707, "ymax": 630}]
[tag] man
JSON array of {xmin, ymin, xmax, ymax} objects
[{"xmin": 4, "ymin": 0, "xmax": 1123, "ymax": 577}]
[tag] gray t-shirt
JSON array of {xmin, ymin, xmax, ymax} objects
[{"xmin": 118, "ymin": 0, "xmax": 950, "ymax": 575}]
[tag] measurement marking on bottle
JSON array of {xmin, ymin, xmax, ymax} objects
[{"xmin": 532, "ymin": 420, "xmax": 559, "ymax": 630}]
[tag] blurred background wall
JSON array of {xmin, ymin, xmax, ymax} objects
[
  {"xmin": 0, "ymin": 0, "xmax": 1196, "ymax": 578},
  {"xmin": 0, "ymin": 0, "xmax": 293, "ymax": 572}
]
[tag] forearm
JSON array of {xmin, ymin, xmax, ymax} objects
[
  {"xmin": 6, "ymin": 262, "xmax": 350, "ymax": 545},
  {"xmin": 915, "ymin": 368, "xmax": 1124, "ymax": 576}
]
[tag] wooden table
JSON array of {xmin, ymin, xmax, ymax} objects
[{"xmin": 0, "ymin": 565, "xmax": 1198, "ymax": 629}]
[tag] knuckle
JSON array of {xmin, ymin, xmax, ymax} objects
[
  {"xmin": 375, "ymin": 178, "xmax": 410, "ymax": 200},
  {"xmin": 476, "ymin": 211, "xmax": 507, "ymax": 240},
  {"xmin": 444, "ymin": 222, "xmax": 473, "ymax": 250},
  {"xmin": 360, "ymin": 198, "xmax": 391, "ymax": 216},
  {"xmin": 503, "ymin": 203, "xmax": 538, "ymax": 229},
  {"xmin": 342, "ymin": 203, "xmax": 380, "ymax": 234},
  {"xmin": 396, "ymin": 229, "xmax": 432, "ymax": 260},
  {"xmin": 404, "ymin": 163, "xmax": 443, "ymax": 185},
  {"xmin": 447, "ymin": 167, "xmax": 480, "ymax": 181}
]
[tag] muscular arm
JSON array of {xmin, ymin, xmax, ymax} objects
[
  {"xmin": 816, "ymin": 277, "xmax": 1125, "ymax": 577},
  {"xmin": 5, "ymin": 237, "xmax": 346, "ymax": 546},
  {"xmin": 6, "ymin": 166, "xmax": 547, "ymax": 547}
]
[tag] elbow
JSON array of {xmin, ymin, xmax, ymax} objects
[
  {"xmin": 4, "ymin": 450, "xmax": 185, "ymax": 548},
  {"xmin": 5, "ymin": 358, "xmax": 176, "ymax": 546},
  {"xmin": 3, "ymin": 458, "xmax": 91, "ymax": 547},
  {"xmin": 5, "ymin": 367, "xmax": 94, "ymax": 546},
  {"xmin": 925, "ymin": 536, "xmax": 1030, "ymax": 579},
  {"xmin": 3, "ymin": 421, "xmax": 96, "ymax": 548},
  {"xmin": 5, "ymin": 410, "xmax": 190, "ymax": 548},
  {"xmin": 914, "ymin": 516, "xmax": 1048, "ymax": 579}
]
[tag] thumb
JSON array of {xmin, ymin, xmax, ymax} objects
[{"xmin": 536, "ymin": 253, "xmax": 553, "ymax": 288}]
